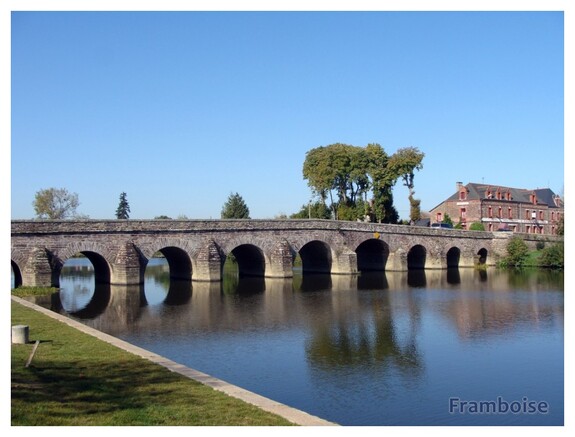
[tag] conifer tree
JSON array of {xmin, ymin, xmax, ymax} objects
[
  {"xmin": 116, "ymin": 192, "xmax": 130, "ymax": 219},
  {"xmin": 221, "ymin": 192, "xmax": 250, "ymax": 219}
]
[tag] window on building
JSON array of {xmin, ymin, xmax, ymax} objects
[
  {"xmin": 460, "ymin": 208, "xmax": 466, "ymax": 220},
  {"xmin": 539, "ymin": 210, "xmax": 544, "ymax": 220},
  {"xmin": 526, "ymin": 225, "xmax": 531, "ymax": 234},
  {"xmin": 496, "ymin": 191, "xmax": 502, "ymax": 200},
  {"xmin": 436, "ymin": 212, "xmax": 442, "ymax": 222},
  {"xmin": 498, "ymin": 207, "xmax": 502, "ymax": 218},
  {"xmin": 459, "ymin": 190, "xmax": 467, "ymax": 201},
  {"xmin": 508, "ymin": 207, "xmax": 512, "ymax": 219},
  {"xmin": 488, "ymin": 206, "xmax": 493, "ymax": 218}
]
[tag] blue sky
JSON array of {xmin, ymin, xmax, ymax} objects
[{"xmin": 8, "ymin": 8, "xmax": 566, "ymax": 220}]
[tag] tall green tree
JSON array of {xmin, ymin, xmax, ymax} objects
[
  {"xmin": 303, "ymin": 142, "xmax": 404, "ymax": 223},
  {"xmin": 115, "ymin": 192, "xmax": 130, "ymax": 219},
  {"xmin": 388, "ymin": 147, "xmax": 425, "ymax": 223},
  {"xmin": 366, "ymin": 143, "xmax": 399, "ymax": 223},
  {"xmin": 221, "ymin": 192, "xmax": 250, "ymax": 219},
  {"xmin": 303, "ymin": 143, "xmax": 370, "ymax": 219},
  {"xmin": 33, "ymin": 188, "xmax": 80, "ymax": 219}
]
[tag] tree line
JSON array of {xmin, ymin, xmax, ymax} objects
[{"xmin": 29, "ymin": 142, "xmax": 424, "ymax": 223}]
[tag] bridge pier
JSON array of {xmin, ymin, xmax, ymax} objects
[
  {"xmin": 22, "ymin": 247, "xmax": 55, "ymax": 287},
  {"xmin": 331, "ymin": 249, "xmax": 358, "ymax": 275},
  {"xmin": 266, "ymin": 240, "xmax": 294, "ymax": 278},
  {"xmin": 385, "ymin": 249, "xmax": 408, "ymax": 272},
  {"xmin": 111, "ymin": 242, "xmax": 145, "ymax": 285},
  {"xmin": 459, "ymin": 253, "xmax": 478, "ymax": 268},
  {"xmin": 193, "ymin": 241, "xmax": 223, "ymax": 282}
]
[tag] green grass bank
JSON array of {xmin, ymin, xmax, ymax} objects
[{"xmin": 11, "ymin": 300, "xmax": 294, "ymax": 426}]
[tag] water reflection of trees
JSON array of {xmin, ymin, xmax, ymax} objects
[{"xmin": 305, "ymin": 275, "xmax": 423, "ymax": 379}]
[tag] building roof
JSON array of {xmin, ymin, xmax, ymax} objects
[{"xmin": 437, "ymin": 182, "xmax": 563, "ymax": 209}]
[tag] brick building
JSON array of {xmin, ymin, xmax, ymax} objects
[{"xmin": 429, "ymin": 182, "xmax": 564, "ymax": 234}]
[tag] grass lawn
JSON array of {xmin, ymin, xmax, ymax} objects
[{"xmin": 11, "ymin": 300, "xmax": 294, "ymax": 426}]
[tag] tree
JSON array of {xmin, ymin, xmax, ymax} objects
[
  {"xmin": 290, "ymin": 201, "xmax": 331, "ymax": 219},
  {"xmin": 221, "ymin": 192, "xmax": 250, "ymax": 219},
  {"xmin": 302, "ymin": 143, "xmax": 371, "ymax": 220},
  {"xmin": 503, "ymin": 237, "xmax": 530, "ymax": 267},
  {"xmin": 442, "ymin": 213, "xmax": 454, "ymax": 227},
  {"xmin": 539, "ymin": 243, "xmax": 564, "ymax": 269},
  {"xmin": 115, "ymin": 192, "xmax": 130, "ymax": 219},
  {"xmin": 302, "ymin": 143, "xmax": 400, "ymax": 223},
  {"xmin": 388, "ymin": 147, "xmax": 425, "ymax": 223},
  {"xmin": 469, "ymin": 222, "xmax": 485, "ymax": 231},
  {"xmin": 366, "ymin": 143, "xmax": 399, "ymax": 224},
  {"xmin": 33, "ymin": 188, "xmax": 80, "ymax": 219}
]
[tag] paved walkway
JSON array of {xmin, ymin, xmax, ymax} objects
[{"xmin": 12, "ymin": 295, "xmax": 338, "ymax": 426}]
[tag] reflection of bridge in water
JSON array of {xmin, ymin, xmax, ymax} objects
[
  {"xmin": 11, "ymin": 219, "xmax": 560, "ymax": 288},
  {"xmin": 26, "ymin": 268, "xmax": 563, "ymax": 345}
]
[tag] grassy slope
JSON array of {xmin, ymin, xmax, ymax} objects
[{"xmin": 11, "ymin": 301, "xmax": 293, "ymax": 426}]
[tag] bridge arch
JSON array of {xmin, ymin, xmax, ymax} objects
[
  {"xmin": 407, "ymin": 244, "xmax": 427, "ymax": 270},
  {"xmin": 227, "ymin": 244, "xmax": 266, "ymax": 277},
  {"xmin": 299, "ymin": 240, "xmax": 332, "ymax": 274},
  {"xmin": 57, "ymin": 242, "xmax": 115, "ymax": 286},
  {"xmin": 446, "ymin": 247, "xmax": 461, "ymax": 268},
  {"xmin": 151, "ymin": 246, "xmax": 193, "ymax": 281},
  {"xmin": 477, "ymin": 248, "xmax": 488, "ymax": 266},
  {"xmin": 77, "ymin": 251, "xmax": 112, "ymax": 284},
  {"xmin": 355, "ymin": 239, "xmax": 389, "ymax": 271},
  {"xmin": 11, "ymin": 260, "xmax": 23, "ymax": 288}
]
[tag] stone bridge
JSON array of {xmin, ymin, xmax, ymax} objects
[{"xmin": 11, "ymin": 219, "xmax": 560, "ymax": 287}]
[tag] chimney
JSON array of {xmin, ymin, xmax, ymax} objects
[{"xmin": 456, "ymin": 181, "xmax": 463, "ymax": 191}]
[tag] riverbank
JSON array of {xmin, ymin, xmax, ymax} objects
[{"xmin": 11, "ymin": 296, "xmax": 336, "ymax": 426}]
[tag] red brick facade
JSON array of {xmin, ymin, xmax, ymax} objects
[{"xmin": 429, "ymin": 182, "xmax": 564, "ymax": 235}]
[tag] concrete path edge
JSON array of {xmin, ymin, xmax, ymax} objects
[{"xmin": 11, "ymin": 295, "xmax": 338, "ymax": 426}]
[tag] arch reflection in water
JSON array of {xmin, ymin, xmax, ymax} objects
[{"xmin": 58, "ymin": 257, "xmax": 111, "ymax": 319}]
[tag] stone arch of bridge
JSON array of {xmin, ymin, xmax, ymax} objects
[
  {"xmin": 407, "ymin": 244, "xmax": 427, "ymax": 270},
  {"xmin": 446, "ymin": 247, "xmax": 461, "ymax": 268},
  {"xmin": 57, "ymin": 242, "xmax": 115, "ymax": 287},
  {"xmin": 11, "ymin": 260, "xmax": 23, "ymax": 288},
  {"xmin": 227, "ymin": 243, "xmax": 267, "ymax": 277},
  {"xmin": 152, "ymin": 246, "xmax": 193, "ymax": 281},
  {"xmin": 355, "ymin": 238, "xmax": 390, "ymax": 272},
  {"xmin": 142, "ymin": 238, "xmax": 195, "ymax": 281},
  {"xmin": 477, "ymin": 248, "xmax": 488, "ymax": 265},
  {"xmin": 299, "ymin": 240, "xmax": 333, "ymax": 274},
  {"xmin": 217, "ymin": 236, "xmax": 271, "ymax": 278}
]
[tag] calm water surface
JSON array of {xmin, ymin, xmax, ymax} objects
[{"xmin": 26, "ymin": 258, "xmax": 564, "ymax": 426}]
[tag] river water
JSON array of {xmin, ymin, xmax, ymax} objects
[{"xmin": 19, "ymin": 257, "xmax": 564, "ymax": 425}]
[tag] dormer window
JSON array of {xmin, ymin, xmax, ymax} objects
[
  {"xmin": 496, "ymin": 190, "xmax": 502, "ymax": 200},
  {"xmin": 459, "ymin": 190, "xmax": 467, "ymax": 201},
  {"xmin": 530, "ymin": 193, "xmax": 537, "ymax": 204},
  {"xmin": 485, "ymin": 190, "xmax": 492, "ymax": 199}
]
